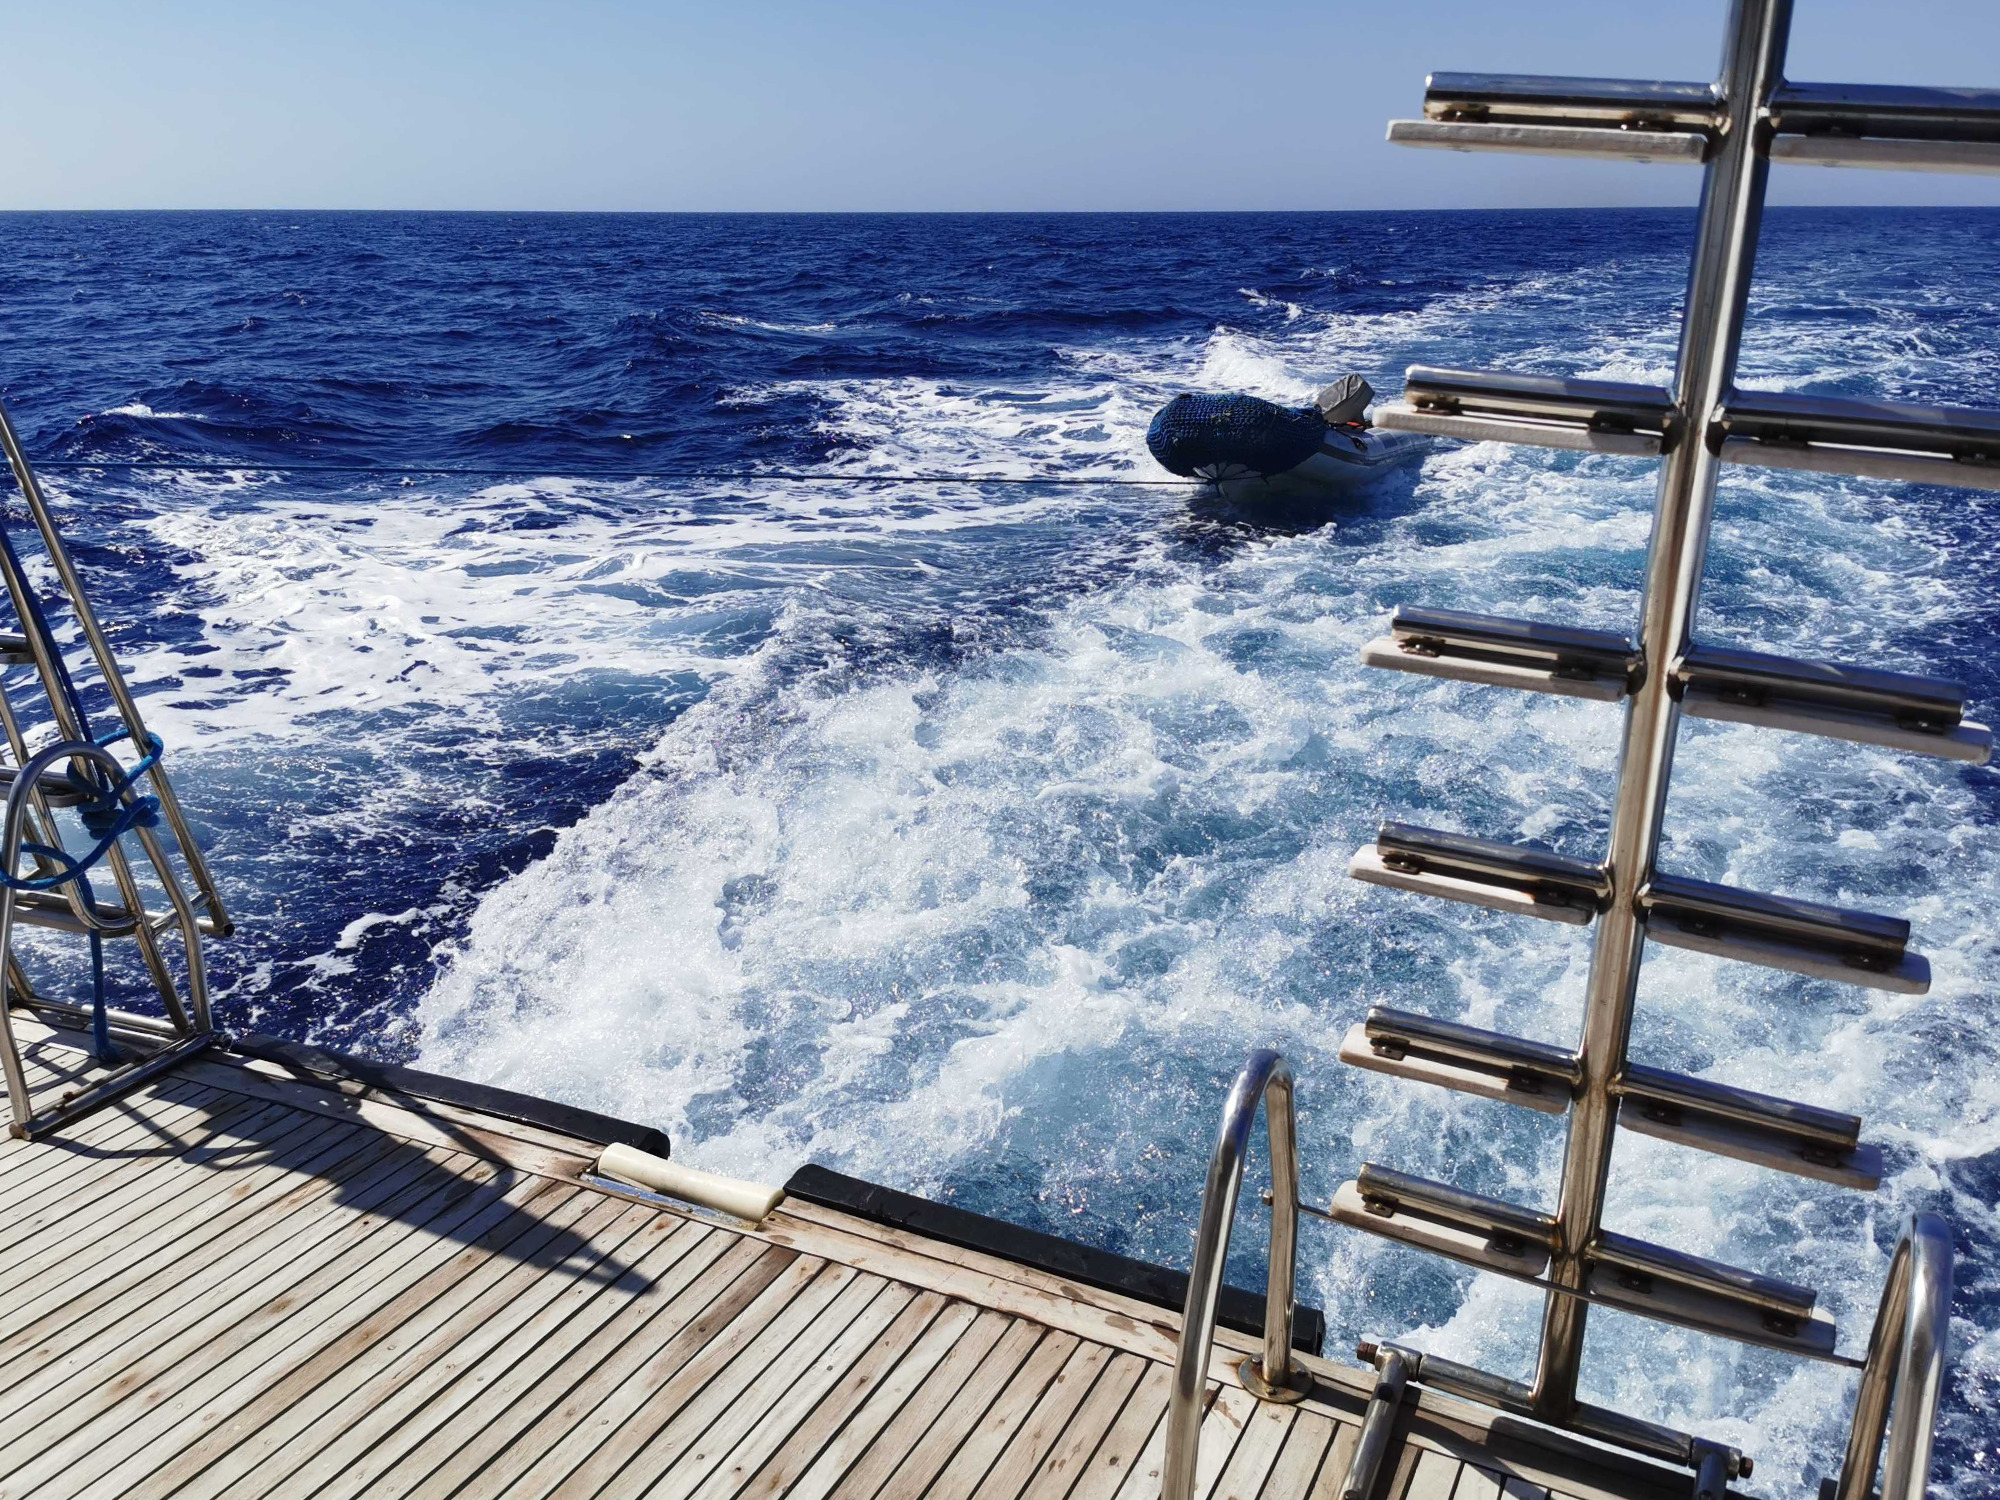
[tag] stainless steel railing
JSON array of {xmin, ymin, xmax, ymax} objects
[
  {"xmin": 0, "ymin": 398, "xmax": 225, "ymax": 1138},
  {"xmin": 1835, "ymin": 1214, "xmax": 1954, "ymax": 1500},
  {"xmin": 1160, "ymin": 1050, "xmax": 1303, "ymax": 1500}
]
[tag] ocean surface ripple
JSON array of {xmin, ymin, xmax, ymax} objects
[{"xmin": 0, "ymin": 208, "xmax": 1995, "ymax": 1492}]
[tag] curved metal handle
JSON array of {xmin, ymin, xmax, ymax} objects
[
  {"xmin": 0, "ymin": 738, "xmax": 139, "ymax": 1126},
  {"xmin": 1160, "ymin": 1050, "xmax": 1301, "ymax": 1500},
  {"xmin": 1835, "ymin": 1212, "xmax": 1953, "ymax": 1500}
]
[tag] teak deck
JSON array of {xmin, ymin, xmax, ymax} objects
[{"xmin": 0, "ymin": 1019, "xmax": 1703, "ymax": 1500}]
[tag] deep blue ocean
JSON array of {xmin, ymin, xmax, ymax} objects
[{"xmin": 0, "ymin": 208, "xmax": 1994, "ymax": 1492}]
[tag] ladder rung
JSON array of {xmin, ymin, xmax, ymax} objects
[
  {"xmin": 9, "ymin": 890, "xmax": 141, "ymax": 936},
  {"xmin": 1592, "ymin": 1228, "xmax": 1817, "ymax": 1319},
  {"xmin": 1770, "ymin": 80, "xmax": 2000, "ymax": 144},
  {"xmin": 1616, "ymin": 1096, "xmax": 1881, "ymax": 1193},
  {"xmin": 1715, "ymin": 389, "xmax": 2000, "ymax": 493},
  {"xmin": 1353, "ymin": 823, "xmax": 1608, "ymax": 926},
  {"xmin": 1641, "ymin": 873, "xmax": 1929, "ymax": 994},
  {"xmin": 1328, "ymin": 1180, "xmax": 1844, "ymax": 1359},
  {"xmin": 1584, "ymin": 1232, "xmax": 1836, "ymax": 1357},
  {"xmin": 1619, "ymin": 1061, "xmax": 1858, "ymax": 1148},
  {"xmin": 1360, "ymin": 606, "xmax": 1637, "ymax": 702},
  {"xmin": 1376, "ymin": 366, "xmax": 1676, "ymax": 455},
  {"xmin": 0, "ymin": 634, "xmax": 31, "ymax": 666},
  {"xmin": 1387, "ymin": 119, "xmax": 1706, "ymax": 166},
  {"xmin": 1676, "ymin": 643, "xmax": 1991, "ymax": 765},
  {"xmin": 1331, "ymin": 1166, "xmax": 1555, "ymax": 1276},
  {"xmin": 0, "ymin": 763, "xmax": 92, "ymax": 808},
  {"xmin": 1339, "ymin": 1006, "xmax": 1578, "ymax": 1115},
  {"xmin": 1421, "ymin": 73, "xmax": 1721, "ymax": 130},
  {"xmin": 1772, "ymin": 135, "xmax": 2000, "ymax": 175},
  {"xmin": 1718, "ymin": 431, "xmax": 2000, "ymax": 492}
]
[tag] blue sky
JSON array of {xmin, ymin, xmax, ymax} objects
[{"xmin": 5, "ymin": 0, "xmax": 1998, "ymax": 211}]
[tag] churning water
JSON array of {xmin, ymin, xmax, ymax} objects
[{"xmin": 0, "ymin": 209, "xmax": 1994, "ymax": 1492}]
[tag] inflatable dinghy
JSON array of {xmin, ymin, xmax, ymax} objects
[{"xmin": 1146, "ymin": 376, "xmax": 1430, "ymax": 499}]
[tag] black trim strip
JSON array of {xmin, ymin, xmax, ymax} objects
[
  {"xmin": 783, "ymin": 1164, "xmax": 1325, "ymax": 1356},
  {"xmin": 227, "ymin": 1032, "xmax": 672, "ymax": 1158}
]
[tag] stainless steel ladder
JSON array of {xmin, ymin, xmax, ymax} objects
[
  {"xmin": 0, "ymin": 400, "xmax": 231, "ymax": 1138},
  {"xmin": 1167, "ymin": 1, "xmax": 1979, "ymax": 1496}
]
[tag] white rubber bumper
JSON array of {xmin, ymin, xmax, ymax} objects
[{"xmin": 595, "ymin": 1142, "xmax": 786, "ymax": 1224}]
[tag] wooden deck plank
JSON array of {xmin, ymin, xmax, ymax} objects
[
  {"xmin": 0, "ymin": 1102, "xmax": 351, "ymax": 1328},
  {"xmin": 1257, "ymin": 1410, "xmax": 1342, "ymax": 1500},
  {"xmin": 925, "ymin": 1328, "xmax": 1088, "ymax": 1500},
  {"xmin": 161, "ymin": 1188, "xmax": 646, "ymax": 1500},
  {"xmin": 1405, "ymin": 1449, "xmax": 1468, "ymax": 1500},
  {"xmin": 176, "ymin": 1053, "xmax": 596, "ymax": 1180},
  {"xmin": 755, "ymin": 1209, "xmax": 1191, "ymax": 1370},
  {"xmin": 0, "ymin": 1128, "xmax": 400, "ymax": 1384},
  {"xmin": 675, "ymin": 1283, "xmax": 931, "ymax": 1500},
  {"xmin": 278, "ymin": 1217, "xmax": 715, "ymax": 1500},
  {"xmin": 0, "ymin": 1158, "xmax": 537, "ymax": 1499},
  {"xmin": 551, "ymin": 1264, "xmax": 876, "ymax": 1500},
  {"xmin": 1304, "ymin": 1422, "xmax": 1362, "ymax": 1500},
  {"xmin": 823, "ymin": 1312, "xmax": 1030, "ymax": 1500},
  {"xmin": 0, "ymin": 1098, "xmax": 304, "ymax": 1321},
  {"xmin": 0, "ymin": 1078, "xmax": 222, "ymax": 1219},
  {"xmin": 1212, "ymin": 1397, "xmax": 1300, "ymax": 1500},
  {"xmin": 1112, "ymin": 1383, "xmax": 1259, "ymax": 1500},
  {"xmin": 1017, "ymin": 1348, "xmax": 1150, "ymax": 1500},
  {"xmin": 0, "ymin": 1069, "xmax": 1734, "ymax": 1500},
  {"xmin": 66, "ymin": 1173, "xmax": 571, "ymax": 1500},
  {"xmin": 853, "ymin": 1319, "xmax": 1052, "ymax": 1500},
  {"xmin": 1066, "ymin": 1360, "xmax": 1172, "ymax": 1500},
  {"xmin": 742, "ymin": 1296, "xmax": 983, "ymax": 1500},
  {"xmin": 388, "ymin": 1226, "xmax": 750, "ymax": 1500},
  {"xmin": 0, "ymin": 1130, "xmax": 427, "ymax": 1401},
  {"xmin": 487, "ymin": 1248, "xmax": 821, "ymax": 1500},
  {"xmin": 0, "ymin": 1087, "xmax": 276, "ymax": 1250},
  {"xmin": 964, "ymin": 1338, "xmax": 1121, "ymax": 1500}
]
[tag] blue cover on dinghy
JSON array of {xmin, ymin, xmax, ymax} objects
[{"xmin": 1146, "ymin": 393, "xmax": 1325, "ymax": 478}]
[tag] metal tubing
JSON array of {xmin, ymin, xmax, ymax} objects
[
  {"xmin": 1532, "ymin": 0, "xmax": 1794, "ymax": 1418},
  {"xmin": 0, "ymin": 399, "xmax": 231, "ymax": 935},
  {"xmin": 0, "ymin": 738, "xmax": 178, "ymax": 1133},
  {"xmin": 1160, "ymin": 1050, "xmax": 1300, "ymax": 1500},
  {"xmin": 1836, "ymin": 1214, "xmax": 1953, "ymax": 1500},
  {"xmin": 1340, "ymin": 1347, "xmax": 1409, "ymax": 1500}
]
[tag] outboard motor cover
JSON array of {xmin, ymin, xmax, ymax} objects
[
  {"xmin": 1145, "ymin": 393, "xmax": 1326, "ymax": 478},
  {"xmin": 1316, "ymin": 375, "xmax": 1374, "ymax": 426}
]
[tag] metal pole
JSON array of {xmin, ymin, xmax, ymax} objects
[
  {"xmin": 0, "ymin": 400, "xmax": 231, "ymax": 936},
  {"xmin": 1837, "ymin": 1214, "xmax": 1953, "ymax": 1500},
  {"xmin": 1160, "ymin": 1050, "xmax": 1301, "ymax": 1500},
  {"xmin": 1532, "ymin": 0, "xmax": 1794, "ymax": 1417}
]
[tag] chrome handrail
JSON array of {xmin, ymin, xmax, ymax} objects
[
  {"xmin": 1161, "ymin": 1050, "xmax": 1302, "ymax": 1500},
  {"xmin": 0, "ymin": 738, "xmax": 214, "ymax": 1136},
  {"xmin": 1835, "ymin": 1214, "xmax": 1953, "ymax": 1500}
]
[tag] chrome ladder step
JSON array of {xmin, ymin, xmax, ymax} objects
[
  {"xmin": 1329, "ymin": 1164, "xmax": 1840, "ymax": 1358},
  {"xmin": 1584, "ymin": 1230, "xmax": 1837, "ymax": 1358},
  {"xmin": 1615, "ymin": 1063, "xmax": 1882, "ymax": 1190},
  {"xmin": 1641, "ymin": 872, "xmax": 1929, "ymax": 993},
  {"xmin": 1351, "ymin": 822, "xmax": 1609, "ymax": 925},
  {"xmin": 1338, "ymin": 1005, "xmax": 1579, "ymax": 1115},
  {"xmin": 1677, "ymin": 642, "xmax": 1991, "ymax": 764},
  {"xmin": 1360, "ymin": 605, "xmax": 1638, "ymax": 701},
  {"xmin": 1374, "ymin": 365, "xmax": 1676, "ymax": 455},
  {"xmin": 1388, "ymin": 72, "xmax": 2000, "ymax": 175},
  {"xmin": 1716, "ymin": 388, "xmax": 2000, "ymax": 493},
  {"xmin": 1328, "ymin": 1163, "xmax": 1556, "ymax": 1276}
]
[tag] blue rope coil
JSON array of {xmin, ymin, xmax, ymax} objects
[{"xmin": 0, "ymin": 730, "xmax": 167, "ymax": 1065}]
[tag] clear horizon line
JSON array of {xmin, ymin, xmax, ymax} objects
[{"xmin": 0, "ymin": 203, "xmax": 1987, "ymax": 216}]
